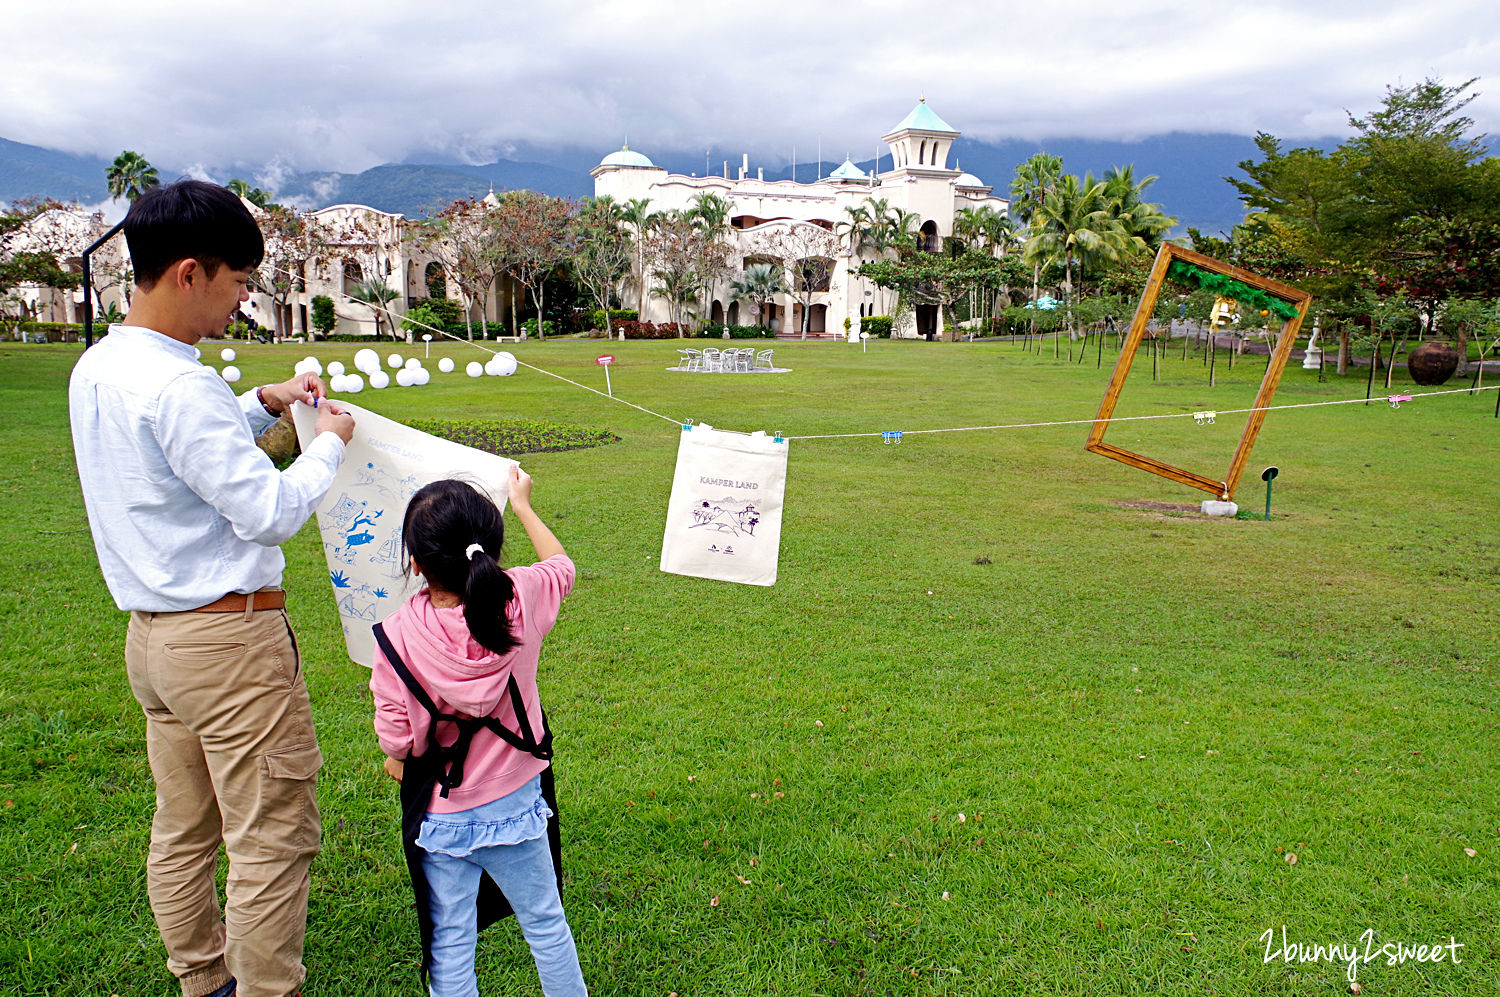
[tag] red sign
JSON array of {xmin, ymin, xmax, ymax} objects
[{"xmin": 595, "ymin": 355, "xmax": 615, "ymax": 365}]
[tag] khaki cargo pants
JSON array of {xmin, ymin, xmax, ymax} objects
[{"xmin": 126, "ymin": 605, "xmax": 322, "ymax": 997}]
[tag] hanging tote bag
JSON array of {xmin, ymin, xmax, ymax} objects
[{"xmin": 659, "ymin": 424, "xmax": 788, "ymax": 586}]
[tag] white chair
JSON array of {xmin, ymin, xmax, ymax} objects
[
  {"xmin": 755, "ymin": 349, "xmax": 775, "ymax": 371},
  {"xmin": 701, "ymin": 347, "xmax": 722, "ymax": 372},
  {"xmin": 732, "ymin": 348, "xmax": 753, "ymax": 372}
]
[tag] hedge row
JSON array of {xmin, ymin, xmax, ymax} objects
[{"xmin": 403, "ymin": 418, "xmax": 620, "ymax": 455}]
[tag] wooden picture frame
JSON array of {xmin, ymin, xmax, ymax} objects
[{"xmin": 1085, "ymin": 242, "xmax": 1312, "ymax": 501}]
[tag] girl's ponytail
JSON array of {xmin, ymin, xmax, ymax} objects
[
  {"xmin": 402, "ymin": 479, "xmax": 519, "ymax": 657},
  {"xmin": 464, "ymin": 543, "xmax": 518, "ymax": 656}
]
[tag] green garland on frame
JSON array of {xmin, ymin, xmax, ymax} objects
[{"xmin": 1165, "ymin": 260, "xmax": 1301, "ymax": 321}]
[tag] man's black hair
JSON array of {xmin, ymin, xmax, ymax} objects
[{"xmin": 124, "ymin": 180, "xmax": 264, "ymax": 289}]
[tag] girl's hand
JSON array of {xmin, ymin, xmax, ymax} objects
[
  {"xmin": 508, "ymin": 464, "xmax": 533, "ymax": 508},
  {"xmin": 383, "ymin": 756, "xmax": 405, "ymax": 783}
]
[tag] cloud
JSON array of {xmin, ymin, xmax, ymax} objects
[{"xmin": 2, "ymin": 0, "xmax": 1495, "ymax": 178}]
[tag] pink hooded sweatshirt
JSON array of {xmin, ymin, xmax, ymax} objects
[{"xmin": 370, "ymin": 554, "xmax": 575, "ymax": 814}]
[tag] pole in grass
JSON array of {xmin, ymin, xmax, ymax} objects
[
  {"xmin": 423, "ymin": 333, "xmax": 432, "ymax": 358},
  {"xmin": 1261, "ymin": 465, "xmax": 1279, "ymax": 521},
  {"xmin": 595, "ymin": 354, "xmax": 615, "ymax": 397}
]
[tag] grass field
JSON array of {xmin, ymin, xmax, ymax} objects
[{"xmin": 1, "ymin": 335, "xmax": 1496, "ymax": 996}]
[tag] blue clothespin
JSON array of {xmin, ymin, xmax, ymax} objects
[
  {"xmin": 882, "ymin": 430, "xmax": 903, "ymax": 445},
  {"xmin": 773, "ymin": 430, "xmax": 784, "ymax": 444},
  {"xmin": 682, "ymin": 418, "xmax": 694, "ymax": 432}
]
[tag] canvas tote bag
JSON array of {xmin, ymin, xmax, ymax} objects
[{"xmin": 659, "ymin": 424, "xmax": 788, "ymax": 586}]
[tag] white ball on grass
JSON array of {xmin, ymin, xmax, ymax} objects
[
  {"xmin": 466, "ymin": 361, "xmax": 483, "ymax": 378},
  {"xmin": 437, "ymin": 358, "xmax": 455, "ymax": 373},
  {"xmin": 489, "ymin": 351, "xmax": 517, "ymax": 376},
  {"xmin": 221, "ymin": 365, "xmax": 241, "ymax": 383},
  {"xmin": 327, "ymin": 361, "xmax": 346, "ymax": 376},
  {"xmin": 369, "ymin": 370, "xmax": 390, "ymax": 389},
  {"xmin": 395, "ymin": 369, "xmax": 414, "ymax": 387},
  {"xmin": 220, "ymin": 348, "xmax": 237, "ymax": 362},
  {"xmin": 415, "ymin": 368, "xmax": 430, "ymax": 385},
  {"xmin": 328, "ymin": 374, "xmax": 347, "ymax": 393},
  {"xmin": 354, "ymin": 348, "xmax": 380, "ymax": 373},
  {"xmin": 404, "ymin": 357, "xmax": 421, "ymax": 370},
  {"xmin": 344, "ymin": 373, "xmax": 364, "ymax": 393},
  {"xmin": 387, "ymin": 353, "xmax": 403, "ymax": 369}
]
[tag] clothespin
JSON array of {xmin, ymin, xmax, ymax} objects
[
  {"xmin": 1192, "ymin": 410, "xmax": 1217, "ymax": 426},
  {"xmin": 1388, "ymin": 394, "xmax": 1412, "ymax": 409},
  {"xmin": 773, "ymin": 430, "xmax": 785, "ymax": 444},
  {"xmin": 682, "ymin": 418, "xmax": 695, "ymax": 432},
  {"xmin": 882, "ymin": 430, "xmax": 903, "ymax": 445}
]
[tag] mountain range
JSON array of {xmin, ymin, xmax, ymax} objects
[{"xmin": 0, "ymin": 132, "xmax": 1300, "ymax": 236}]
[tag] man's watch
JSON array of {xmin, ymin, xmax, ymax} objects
[{"xmin": 256, "ymin": 386, "xmax": 280, "ymax": 417}]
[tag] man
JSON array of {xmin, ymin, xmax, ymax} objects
[{"xmin": 69, "ymin": 180, "xmax": 355, "ymax": 997}]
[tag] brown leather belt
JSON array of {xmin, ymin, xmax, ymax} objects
[{"xmin": 190, "ymin": 589, "xmax": 286, "ymax": 613}]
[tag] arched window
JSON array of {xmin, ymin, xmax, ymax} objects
[
  {"xmin": 918, "ymin": 220, "xmax": 940, "ymax": 253},
  {"xmin": 917, "ymin": 142, "xmax": 925, "ymax": 166},
  {"xmin": 425, "ymin": 261, "xmax": 446, "ymax": 298},
  {"xmin": 342, "ymin": 258, "xmax": 363, "ymax": 294}
]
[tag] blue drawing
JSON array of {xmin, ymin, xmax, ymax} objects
[
  {"xmin": 373, "ymin": 588, "xmax": 388, "ymax": 599},
  {"xmin": 331, "ymin": 570, "xmax": 351, "ymax": 588},
  {"xmin": 337, "ymin": 593, "xmax": 378, "ymax": 621},
  {"xmin": 326, "ymin": 492, "xmax": 361, "ymax": 529}
]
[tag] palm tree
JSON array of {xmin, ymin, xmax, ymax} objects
[
  {"xmin": 1010, "ymin": 153, "xmax": 1064, "ymax": 335},
  {"xmin": 728, "ymin": 262, "xmax": 789, "ymax": 329},
  {"xmin": 618, "ymin": 197, "xmax": 657, "ymax": 317},
  {"xmin": 1100, "ymin": 165, "xmax": 1175, "ymax": 251},
  {"xmin": 106, "ymin": 151, "xmax": 160, "ymax": 203},
  {"xmin": 688, "ymin": 192, "xmax": 732, "ymax": 235},
  {"xmin": 1025, "ymin": 173, "xmax": 1129, "ymax": 332},
  {"xmin": 227, "ymin": 178, "xmax": 272, "ymax": 209},
  {"xmin": 348, "ymin": 278, "xmax": 402, "ymax": 340}
]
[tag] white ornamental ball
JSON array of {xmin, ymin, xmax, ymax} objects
[
  {"xmin": 493, "ymin": 351, "xmax": 517, "ymax": 376},
  {"xmin": 220, "ymin": 348, "xmax": 237, "ymax": 362},
  {"xmin": 415, "ymin": 368, "xmax": 431, "ymax": 385},
  {"xmin": 369, "ymin": 370, "xmax": 390, "ymax": 389},
  {"xmin": 404, "ymin": 357, "xmax": 421, "ymax": 370},
  {"xmin": 484, "ymin": 357, "xmax": 502, "ymax": 376},
  {"xmin": 354, "ymin": 348, "xmax": 380, "ymax": 373},
  {"xmin": 344, "ymin": 373, "xmax": 364, "ymax": 393},
  {"xmin": 327, "ymin": 360, "xmax": 346, "ymax": 376},
  {"xmin": 221, "ymin": 365, "xmax": 242, "ymax": 383},
  {"xmin": 437, "ymin": 357, "xmax": 455, "ymax": 373},
  {"xmin": 387, "ymin": 353, "xmax": 404, "ymax": 369},
  {"xmin": 302, "ymin": 356, "xmax": 323, "ymax": 375},
  {"xmin": 328, "ymin": 373, "xmax": 347, "ymax": 393},
  {"xmin": 466, "ymin": 361, "xmax": 483, "ymax": 378},
  {"xmin": 395, "ymin": 368, "xmax": 414, "ymax": 387}
]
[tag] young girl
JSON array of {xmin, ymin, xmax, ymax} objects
[{"xmin": 370, "ymin": 468, "xmax": 586, "ymax": 997}]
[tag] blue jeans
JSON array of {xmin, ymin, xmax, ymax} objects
[{"xmin": 418, "ymin": 777, "xmax": 586, "ymax": 997}]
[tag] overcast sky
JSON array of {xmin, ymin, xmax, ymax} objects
[{"xmin": 5, "ymin": 0, "xmax": 1496, "ymax": 180}]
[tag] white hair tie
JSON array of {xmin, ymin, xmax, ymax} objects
[{"xmin": 465, "ymin": 543, "xmax": 485, "ymax": 561}]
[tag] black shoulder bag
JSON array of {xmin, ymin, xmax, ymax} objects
[{"xmin": 372, "ymin": 622, "xmax": 563, "ymax": 984}]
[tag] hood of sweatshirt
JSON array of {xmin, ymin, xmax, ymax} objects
[{"xmin": 397, "ymin": 590, "xmax": 515, "ymax": 716}]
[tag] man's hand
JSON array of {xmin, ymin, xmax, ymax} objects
[
  {"xmin": 315, "ymin": 401, "xmax": 355, "ymax": 445},
  {"xmin": 259, "ymin": 372, "xmax": 327, "ymax": 415},
  {"xmin": 382, "ymin": 756, "xmax": 404, "ymax": 784}
]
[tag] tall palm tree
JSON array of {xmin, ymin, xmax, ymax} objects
[
  {"xmin": 1100, "ymin": 165, "xmax": 1175, "ymax": 251},
  {"xmin": 688, "ymin": 192, "xmax": 732, "ymax": 235},
  {"xmin": 1025, "ymin": 173, "xmax": 1129, "ymax": 330},
  {"xmin": 618, "ymin": 197, "xmax": 656, "ymax": 317},
  {"xmin": 106, "ymin": 151, "xmax": 159, "ymax": 203},
  {"xmin": 1010, "ymin": 153, "xmax": 1064, "ymax": 331}
]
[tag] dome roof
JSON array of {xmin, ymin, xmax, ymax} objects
[
  {"xmin": 600, "ymin": 144, "xmax": 654, "ymax": 168},
  {"xmin": 954, "ymin": 171, "xmax": 985, "ymax": 188},
  {"xmin": 827, "ymin": 158, "xmax": 867, "ymax": 181}
]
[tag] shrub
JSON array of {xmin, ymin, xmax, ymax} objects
[
  {"xmin": 521, "ymin": 317, "xmax": 556, "ymax": 338},
  {"xmin": 401, "ymin": 302, "xmax": 443, "ymax": 337},
  {"xmin": 614, "ymin": 320, "xmax": 687, "ymax": 339},
  {"xmin": 862, "ymin": 315, "xmax": 893, "ymax": 338},
  {"xmin": 423, "ymin": 297, "xmax": 465, "ymax": 327},
  {"xmin": 402, "ymin": 418, "xmax": 621, "ymax": 455},
  {"xmin": 310, "ymin": 295, "xmax": 336, "ymax": 337},
  {"xmin": 589, "ymin": 308, "xmax": 638, "ymax": 330}
]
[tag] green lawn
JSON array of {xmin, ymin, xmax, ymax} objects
[{"xmin": 1, "ymin": 336, "xmax": 1495, "ymax": 995}]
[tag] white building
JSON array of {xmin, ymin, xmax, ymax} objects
[{"xmin": 592, "ymin": 100, "xmax": 1009, "ymax": 338}]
